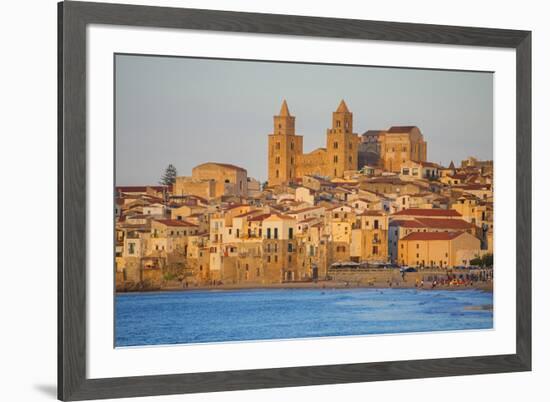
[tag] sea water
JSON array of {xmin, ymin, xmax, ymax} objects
[{"xmin": 115, "ymin": 288, "xmax": 493, "ymax": 347}]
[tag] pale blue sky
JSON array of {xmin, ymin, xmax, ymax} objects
[{"xmin": 115, "ymin": 54, "xmax": 493, "ymax": 185}]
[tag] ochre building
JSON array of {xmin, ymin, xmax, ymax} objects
[{"xmin": 268, "ymin": 100, "xmax": 359, "ymax": 186}]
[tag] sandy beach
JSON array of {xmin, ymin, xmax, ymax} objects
[{"xmin": 118, "ymin": 277, "xmax": 493, "ymax": 293}]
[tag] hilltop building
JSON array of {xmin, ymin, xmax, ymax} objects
[
  {"xmin": 358, "ymin": 126, "xmax": 428, "ymax": 173},
  {"xmin": 173, "ymin": 162, "xmax": 248, "ymax": 200},
  {"xmin": 267, "ymin": 100, "xmax": 359, "ymax": 186}
]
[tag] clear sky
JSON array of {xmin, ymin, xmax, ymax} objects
[{"xmin": 115, "ymin": 54, "xmax": 493, "ymax": 185}]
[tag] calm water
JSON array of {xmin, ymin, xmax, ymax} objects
[{"xmin": 115, "ymin": 288, "xmax": 493, "ymax": 347}]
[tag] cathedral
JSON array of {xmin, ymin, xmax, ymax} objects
[{"xmin": 267, "ymin": 100, "xmax": 427, "ymax": 186}]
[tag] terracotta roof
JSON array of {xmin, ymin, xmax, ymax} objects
[
  {"xmin": 288, "ymin": 206, "xmax": 324, "ymax": 214},
  {"xmin": 415, "ymin": 218, "xmax": 474, "ymax": 229},
  {"xmin": 248, "ymin": 213, "xmax": 271, "ymax": 222},
  {"xmin": 389, "ymin": 219, "xmax": 425, "ymax": 228},
  {"xmin": 224, "ymin": 203, "xmax": 248, "ymax": 211},
  {"xmin": 234, "ymin": 210, "xmax": 260, "ymax": 218},
  {"xmin": 357, "ymin": 211, "xmax": 384, "ymax": 216},
  {"xmin": 154, "ymin": 219, "xmax": 197, "ymax": 227},
  {"xmin": 387, "ymin": 126, "xmax": 418, "ymax": 133},
  {"xmin": 409, "ymin": 160, "xmax": 441, "ymax": 168},
  {"xmin": 266, "ymin": 213, "xmax": 295, "ymax": 221},
  {"xmin": 392, "ymin": 208, "xmax": 462, "ymax": 217},
  {"xmin": 401, "ymin": 231, "xmax": 464, "ymax": 241},
  {"xmin": 456, "ymin": 184, "xmax": 491, "ymax": 190},
  {"xmin": 366, "ymin": 176, "xmax": 407, "ymax": 185}
]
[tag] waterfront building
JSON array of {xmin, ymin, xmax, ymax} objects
[{"xmin": 397, "ymin": 231, "xmax": 481, "ymax": 268}]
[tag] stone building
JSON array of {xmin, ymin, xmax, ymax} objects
[
  {"xmin": 397, "ymin": 231, "xmax": 481, "ymax": 268},
  {"xmin": 267, "ymin": 100, "xmax": 359, "ymax": 186},
  {"xmin": 173, "ymin": 162, "xmax": 248, "ymax": 199},
  {"xmin": 357, "ymin": 126, "xmax": 428, "ymax": 172}
]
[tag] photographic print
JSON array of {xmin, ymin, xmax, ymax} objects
[{"xmin": 114, "ymin": 54, "xmax": 494, "ymax": 348}]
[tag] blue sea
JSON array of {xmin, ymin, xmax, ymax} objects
[{"xmin": 115, "ymin": 288, "xmax": 493, "ymax": 347}]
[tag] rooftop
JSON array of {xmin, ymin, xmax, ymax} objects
[
  {"xmin": 401, "ymin": 231, "xmax": 464, "ymax": 241},
  {"xmin": 392, "ymin": 208, "xmax": 462, "ymax": 217},
  {"xmin": 155, "ymin": 219, "xmax": 198, "ymax": 227}
]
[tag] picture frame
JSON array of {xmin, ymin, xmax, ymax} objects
[{"xmin": 58, "ymin": 1, "xmax": 531, "ymax": 400}]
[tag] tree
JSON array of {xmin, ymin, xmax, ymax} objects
[
  {"xmin": 482, "ymin": 253, "xmax": 493, "ymax": 267},
  {"xmin": 470, "ymin": 253, "xmax": 493, "ymax": 268},
  {"xmin": 469, "ymin": 257, "xmax": 483, "ymax": 267},
  {"xmin": 160, "ymin": 164, "xmax": 177, "ymax": 186}
]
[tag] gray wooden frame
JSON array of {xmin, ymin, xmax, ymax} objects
[{"xmin": 58, "ymin": 1, "xmax": 532, "ymax": 400}]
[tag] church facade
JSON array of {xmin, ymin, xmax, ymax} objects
[
  {"xmin": 267, "ymin": 100, "xmax": 428, "ymax": 186},
  {"xmin": 267, "ymin": 100, "xmax": 359, "ymax": 186}
]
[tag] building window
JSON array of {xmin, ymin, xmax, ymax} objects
[
  {"xmin": 348, "ymin": 156, "xmax": 352, "ymax": 163},
  {"xmin": 373, "ymin": 246, "xmax": 378, "ymax": 255},
  {"xmin": 267, "ymin": 228, "xmax": 271, "ymax": 239},
  {"xmin": 267, "ymin": 255, "xmax": 271, "ymax": 263},
  {"xmin": 336, "ymin": 120, "xmax": 341, "ymax": 127},
  {"xmin": 333, "ymin": 155, "xmax": 338, "ymax": 163},
  {"xmin": 128, "ymin": 243, "xmax": 135, "ymax": 255},
  {"xmin": 288, "ymin": 243, "xmax": 293, "ymax": 252},
  {"xmin": 275, "ymin": 170, "xmax": 279, "ymax": 178},
  {"xmin": 374, "ymin": 220, "xmax": 379, "ymax": 229},
  {"xmin": 290, "ymin": 142, "xmax": 294, "ymax": 150},
  {"xmin": 276, "ymin": 142, "xmax": 280, "ymax": 150},
  {"xmin": 333, "ymin": 141, "xmax": 338, "ymax": 149},
  {"xmin": 275, "ymin": 156, "xmax": 280, "ymax": 164},
  {"xmin": 288, "ymin": 228, "xmax": 293, "ymax": 239},
  {"xmin": 274, "ymin": 255, "xmax": 278, "ymax": 262},
  {"xmin": 274, "ymin": 228, "xmax": 279, "ymax": 239}
]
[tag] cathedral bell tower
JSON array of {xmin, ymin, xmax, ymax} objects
[
  {"xmin": 268, "ymin": 100, "xmax": 303, "ymax": 186},
  {"xmin": 326, "ymin": 100, "xmax": 359, "ymax": 178}
]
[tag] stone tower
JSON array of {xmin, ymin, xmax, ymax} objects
[
  {"xmin": 326, "ymin": 100, "xmax": 359, "ymax": 178},
  {"xmin": 268, "ymin": 100, "xmax": 303, "ymax": 186}
]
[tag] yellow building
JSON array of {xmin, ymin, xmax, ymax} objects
[
  {"xmin": 398, "ymin": 231, "xmax": 481, "ymax": 268},
  {"xmin": 267, "ymin": 100, "xmax": 359, "ymax": 186},
  {"xmin": 174, "ymin": 162, "xmax": 248, "ymax": 199},
  {"xmin": 379, "ymin": 126, "xmax": 427, "ymax": 172},
  {"xmin": 350, "ymin": 211, "xmax": 389, "ymax": 262}
]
